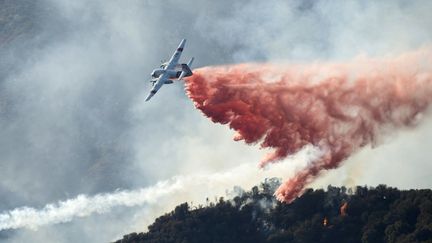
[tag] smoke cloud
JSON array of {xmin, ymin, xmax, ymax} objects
[
  {"xmin": 0, "ymin": 145, "xmax": 321, "ymax": 231},
  {"xmin": 185, "ymin": 48, "xmax": 432, "ymax": 202},
  {"xmin": 1, "ymin": 0, "xmax": 432, "ymax": 241}
]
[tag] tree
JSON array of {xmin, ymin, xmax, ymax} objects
[{"xmin": 115, "ymin": 185, "xmax": 432, "ymax": 243}]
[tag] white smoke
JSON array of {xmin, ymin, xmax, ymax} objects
[
  {"xmin": 1, "ymin": 0, "xmax": 432, "ymax": 242},
  {"xmin": 0, "ymin": 145, "xmax": 322, "ymax": 231}
]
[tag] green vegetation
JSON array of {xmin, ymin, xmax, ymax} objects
[{"xmin": 115, "ymin": 180, "xmax": 432, "ymax": 243}]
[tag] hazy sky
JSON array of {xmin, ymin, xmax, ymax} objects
[{"xmin": 1, "ymin": 0, "xmax": 432, "ymax": 242}]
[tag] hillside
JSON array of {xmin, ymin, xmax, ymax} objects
[{"xmin": 115, "ymin": 180, "xmax": 432, "ymax": 243}]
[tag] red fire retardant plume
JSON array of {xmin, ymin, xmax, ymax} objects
[{"xmin": 184, "ymin": 48, "xmax": 432, "ymax": 203}]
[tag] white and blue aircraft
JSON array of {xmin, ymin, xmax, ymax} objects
[{"xmin": 145, "ymin": 39, "xmax": 194, "ymax": 101}]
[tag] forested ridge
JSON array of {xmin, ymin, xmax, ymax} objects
[{"xmin": 115, "ymin": 180, "xmax": 432, "ymax": 243}]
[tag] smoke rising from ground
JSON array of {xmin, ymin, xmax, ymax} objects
[
  {"xmin": 0, "ymin": 146, "xmax": 321, "ymax": 231},
  {"xmin": 1, "ymin": 0, "xmax": 432, "ymax": 241},
  {"xmin": 185, "ymin": 48, "xmax": 432, "ymax": 202}
]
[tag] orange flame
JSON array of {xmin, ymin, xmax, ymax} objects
[
  {"xmin": 323, "ymin": 217, "xmax": 328, "ymax": 226},
  {"xmin": 340, "ymin": 202, "xmax": 348, "ymax": 216}
]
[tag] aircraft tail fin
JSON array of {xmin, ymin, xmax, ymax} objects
[{"xmin": 187, "ymin": 57, "xmax": 194, "ymax": 67}]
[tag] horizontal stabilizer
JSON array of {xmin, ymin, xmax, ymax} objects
[{"xmin": 178, "ymin": 57, "xmax": 195, "ymax": 80}]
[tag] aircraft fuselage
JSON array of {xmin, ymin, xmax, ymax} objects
[
  {"xmin": 151, "ymin": 69, "xmax": 192, "ymax": 80},
  {"xmin": 145, "ymin": 39, "xmax": 194, "ymax": 101}
]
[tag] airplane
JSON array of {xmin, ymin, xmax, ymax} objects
[{"xmin": 145, "ymin": 39, "xmax": 194, "ymax": 101}]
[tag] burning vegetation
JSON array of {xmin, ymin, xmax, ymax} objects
[
  {"xmin": 340, "ymin": 202, "xmax": 348, "ymax": 217},
  {"xmin": 116, "ymin": 182, "xmax": 432, "ymax": 243},
  {"xmin": 323, "ymin": 217, "xmax": 328, "ymax": 227}
]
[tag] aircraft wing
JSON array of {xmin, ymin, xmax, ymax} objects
[
  {"xmin": 145, "ymin": 85, "xmax": 158, "ymax": 101},
  {"xmin": 145, "ymin": 75, "xmax": 168, "ymax": 101},
  {"xmin": 166, "ymin": 39, "xmax": 186, "ymax": 70}
]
